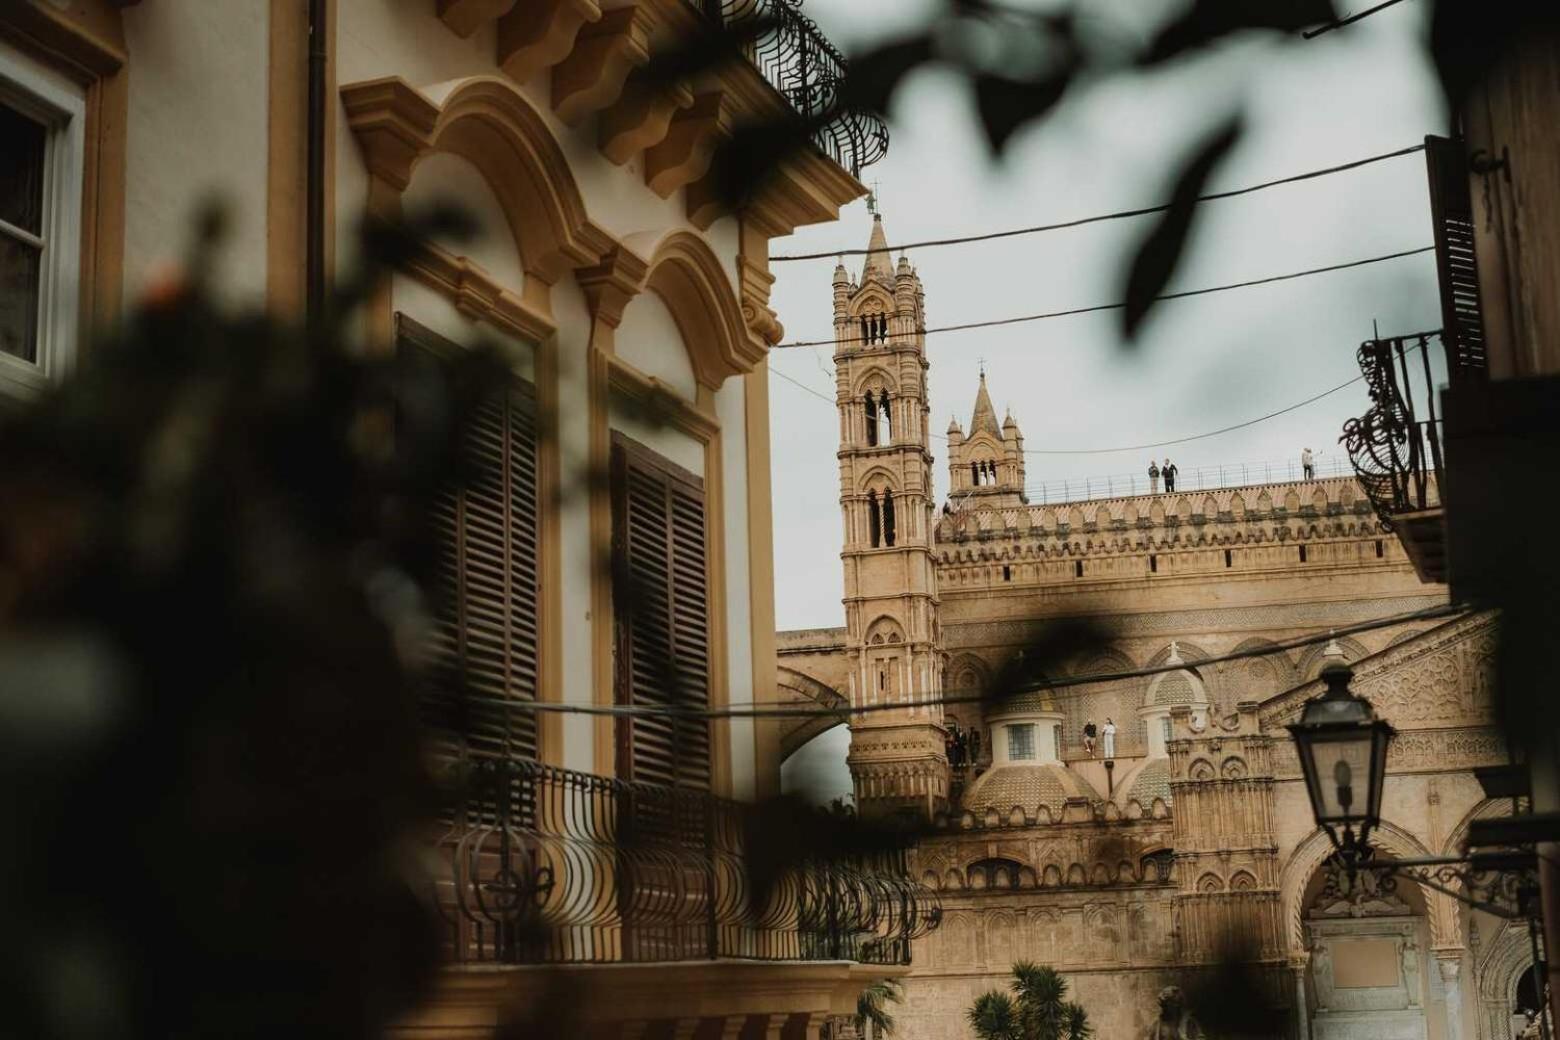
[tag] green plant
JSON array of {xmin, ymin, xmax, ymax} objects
[
  {"xmin": 967, "ymin": 962, "xmax": 1092, "ymax": 1040},
  {"xmin": 855, "ymin": 977, "xmax": 903, "ymax": 1038}
]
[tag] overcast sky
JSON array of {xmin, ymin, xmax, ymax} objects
[{"xmin": 766, "ymin": 0, "xmax": 1446, "ymax": 635}]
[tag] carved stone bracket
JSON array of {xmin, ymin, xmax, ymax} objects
[
  {"xmin": 551, "ymin": 6, "xmax": 650, "ymax": 126},
  {"xmin": 436, "ymin": 0, "xmax": 519, "ymax": 39},
  {"xmin": 496, "ymin": 0, "xmax": 602, "ymax": 84},
  {"xmin": 644, "ymin": 91, "xmax": 730, "ymax": 198},
  {"xmin": 340, "ymin": 78, "xmax": 440, "ymax": 192},
  {"xmin": 599, "ymin": 71, "xmax": 694, "ymax": 166}
]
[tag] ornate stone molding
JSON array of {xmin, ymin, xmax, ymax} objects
[
  {"xmin": 551, "ymin": 5, "xmax": 649, "ymax": 126},
  {"xmin": 495, "ymin": 0, "xmax": 602, "ymax": 84},
  {"xmin": 435, "ymin": 0, "xmax": 518, "ymax": 39},
  {"xmin": 402, "ymin": 241, "xmax": 556, "ymax": 342},
  {"xmin": 342, "ymin": 75, "xmax": 615, "ymax": 286},
  {"xmin": 644, "ymin": 91, "xmax": 730, "ymax": 198}
]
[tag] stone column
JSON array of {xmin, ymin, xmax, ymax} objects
[
  {"xmin": 1437, "ymin": 953, "xmax": 1464, "ymax": 1040},
  {"xmin": 1292, "ymin": 958, "xmax": 1311, "ymax": 1040}
]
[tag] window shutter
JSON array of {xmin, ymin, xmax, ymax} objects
[
  {"xmin": 396, "ymin": 315, "xmax": 540, "ymax": 791},
  {"xmin": 611, "ymin": 435, "xmax": 711, "ymax": 791},
  {"xmin": 1424, "ymin": 135, "xmax": 1487, "ymax": 379}
]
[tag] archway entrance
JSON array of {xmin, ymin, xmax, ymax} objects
[{"xmin": 1303, "ymin": 856, "xmax": 1432, "ymax": 1040}]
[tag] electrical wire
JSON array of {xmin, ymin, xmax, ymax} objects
[
  {"xmin": 770, "ymin": 143, "xmax": 1428, "ymax": 262},
  {"xmin": 775, "ymin": 245, "xmax": 1435, "ymax": 349},
  {"xmin": 467, "ymin": 602, "xmax": 1467, "ymax": 721},
  {"xmin": 770, "ymin": 332, "xmax": 1437, "ymax": 456},
  {"xmin": 1303, "ymin": 0, "xmax": 1413, "ymax": 39}
]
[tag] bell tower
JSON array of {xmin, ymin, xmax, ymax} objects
[{"xmin": 832, "ymin": 211, "xmax": 949, "ymax": 820}]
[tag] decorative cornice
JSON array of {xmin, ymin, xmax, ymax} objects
[
  {"xmin": 644, "ymin": 91, "xmax": 730, "ymax": 198},
  {"xmin": 598, "ymin": 70, "xmax": 694, "ymax": 165},
  {"xmin": 495, "ymin": 0, "xmax": 602, "ymax": 84},
  {"xmin": 339, "ymin": 78, "xmax": 440, "ymax": 192},
  {"xmin": 435, "ymin": 0, "xmax": 518, "ymax": 39},
  {"xmin": 551, "ymin": 5, "xmax": 649, "ymax": 126}
]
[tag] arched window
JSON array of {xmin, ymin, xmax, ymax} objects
[
  {"xmin": 867, "ymin": 490, "xmax": 881, "ymax": 548},
  {"xmin": 864, "ymin": 392, "xmax": 878, "ymax": 446},
  {"xmin": 878, "ymin": 390, "xmax": 892, "ymax": 443},
  {"xmin": 882, "ymin": 489, "xmax": 897, "ymax": 547},
  {"xmin": 859, "ymin": 310, "xmax": 888, "ymax": 345},
  {"xmin": 970, "ymin": 462, "xmax": 979, "ymax": 486}
]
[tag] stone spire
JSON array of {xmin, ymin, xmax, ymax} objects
[
  {"xmin": 970, "ymin": 371, "xmax": 1002, "ymax": 439},
  {"xmin": 862, "ymin": 213, "xmax": 893, "ymax": 283}
]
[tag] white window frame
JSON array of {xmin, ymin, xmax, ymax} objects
[{"xmin": 0, "ymin": 38, "xmax": 84, "ymax": 401}]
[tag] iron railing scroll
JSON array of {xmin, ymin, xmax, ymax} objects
[
  {"xmin": 1341, "ymin": 333, "xmax": 1452, "ymax": 532},
  {"xmin": 687, "ymin": 0, "xmax": 889, "ymax": 177},
  {"xmin": 433, "ymin": 758, "xmax": 940, "ymax": 966}
]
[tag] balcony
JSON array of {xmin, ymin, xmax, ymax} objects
[
  {"xmin": 686, "ymin": 0, "xmax": 889, "ymax": 177},
  {"xmin": 433, "ymin": 759, "xmax": 937, "ymax": 966},
  {"xmin": 1340, "ymin": 332, "xmax": 1458, "ymax": 582}
]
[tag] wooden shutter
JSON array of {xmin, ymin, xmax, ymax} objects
[
  {"xmin": 1425, "ymin": 135, "xmax": 1487, "ymax": 378},
  {"xmin": 396, "ymin": 315, "xmax": 540, "ymax": 783},
  {"xmin": 611, "ymin": 434, "xmax": 711, "ymax": 790}
]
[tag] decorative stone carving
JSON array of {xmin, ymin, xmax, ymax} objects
[{"xmin": 1309, "ymin": 858, "xmax": 1412, "ymax": 919}]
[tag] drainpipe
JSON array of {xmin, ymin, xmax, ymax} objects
[{"xmin": 305, "ymin": 0, "xmax": 327, "ymax": 324}]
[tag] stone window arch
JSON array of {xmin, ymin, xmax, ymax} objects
[{"xmin": 858, "ymin": 303, "xmax": 889, "ymax": 345}]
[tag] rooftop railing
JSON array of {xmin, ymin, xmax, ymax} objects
[
  {"xmin": 432, "ymin": 758, "xmax": 939, "ymax": 966},
  {"xmin": 1016, "ymin": 455, "xmax": 1353, "ymax": 506},
  {"xmin": 687, "ymin": 0, "xmax": 888, "ymax": 177}
]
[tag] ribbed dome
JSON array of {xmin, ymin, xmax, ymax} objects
[
  {"xmin": 963, "ymin": 763, "xmax": 1100, "ymax": 813},
  {"xmin": 991, "ymin": 686, "xmax": 1058, "ymax": 715},
  {"xmin": 1121, "ymin": 758, "xmax": 1172, "ymax": 807},
  {"xmin": 1145, "ymin": 642, "xmax": 1208, "ymax": 708}
]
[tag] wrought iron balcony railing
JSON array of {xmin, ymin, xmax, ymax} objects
[
  {"xmin": 1340, "ymin": 332, "xmax": 1449, "ymax": 531},
  {"xmin": 687, "ymin": 0, "xmax": 888, "ymax": 177},
  {"xmin": 432, "ymin": 758, "xmax": 940, "ymax": 966}
]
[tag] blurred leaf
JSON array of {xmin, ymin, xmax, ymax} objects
[
  {"xmin": 1143, "ymin": 0, "xmax": 1334, "ymax": 64},
  {"xmin": 842, "ymin": 35, "xmax": 937, "ymax": 116},
  {"xmin": 974, "ymin": 69, "xmax": 1073, "ymax": 155},
  {"xmin": 1121, "ymin": 117, "xmax": 1242, "ymax": 341}
]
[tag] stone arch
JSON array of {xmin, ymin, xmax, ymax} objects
[
  {"xmin": 1220, "ymin": 756, "xmax": 1249, "ymax": 780},
  {"xmin": 1230, "ymin": 492, "xmax": 1246, "ymax": 518},
  {"xmin": 1200, "ymin": 494, "xmax": 1218, "ymax": 518},
  {"xmin": 343, "ymin": 75, "xmax": 611, "ymax": 283},
  {"xmin": 1278, "ymin": 821, "xmax": 1451, "ymax": 956},
  {"xmin": 1295, "ymin": 635, "xmax": 1371, "ymax": 679},
  {"xmin": 1188, "ymin": 758, "xmax": 1216, "ymax": 781},
  {"xmin": 1443, "ymin": 797, "xmax": 1509, "ymax": 859},
  {"xmin": 1061, "ymin": 647, "xmax": 1141, "ymax": 747},
  {"xmin": 856, "ymin": 465, "xmax": 901, "ymax": 495},
  {"xmin": 775, "ymin": 667, "xmax": 847, "ymax": 763},
  {"xmin": 849, "ymin": 283, "xmax": 896, "ymax": 317},
  {"xmin": 1092, "ymin": 503, "xmax": 1114, "ymax": 527},
  {"xmin": 1198, "ymin": 871, "xmax": 1226, "ymax": 893},
  {"xmin": 1477, "ymin": 921, "xmax": 1545, "ymax": 1039},
  {"xmin": 1230, "ymin": 870, "xmax": 1258, "ymax": 891},
  {"xmin": 864, "ymin": 616, "xmax": 905, "ymax": 644},
  {"xmin": 629, "ymin": 229, "xmax": 754, "ymax": 388},
  {"xmin": 1226, "ymin": 637, "xmax": 1295, "ymax": 702},
  {"xmin": 851, "ymin": 364, "xmax": 897, "ymax": 397}
]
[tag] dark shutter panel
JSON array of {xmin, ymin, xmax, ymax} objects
[
  {"xmin": 611, "ymin": 435, "xmax": 710, "ymax": 791},
  {"xmin": 396, "ymin": 315, "xmax": 540, "ymax": 788},
  {"xmin": 1425, "ymin": 135, "xmax": 1487, "ymax": 379}
]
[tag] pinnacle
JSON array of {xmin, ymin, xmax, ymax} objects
[
  {"xmin": 862, "ymin": 213, "xmax": 893, "ymax": 282},
  {"xmin": 970, "ymin": 372, "xmax": 1002, "ymax": 439}
]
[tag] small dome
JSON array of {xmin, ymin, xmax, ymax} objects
[
  {"xmin": 1144, "ymin": 642, "xmax": 1208, "ymax": 708},
  {"xmin": 896, "ymin": 254, "xmax": 913, "ymax": 276},
  {"xmin": 1121, "ymin": 758, "xmax": 1172, "ymax": 808},
  {"xmin": 947, "ymin": 416, "xmax": 963, "ymax": 435},
  {"xmin": 963, "ymin": 763, "xmax": 1100, "ymax": 814},
  {"xmin": 991, "ymin": 686, "xmax": 1058, "ymax": 715},
  {"xmin": 832, "ymin": 260, "xmax": 849, "ymax": 284},
  {"xmin": 1003, "ymin": 411, "xmax": 1019, "ymax": 430}
]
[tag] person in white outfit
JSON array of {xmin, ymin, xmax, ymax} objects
[
  {"xmin": 1102, "ymin": 717, "xmax": 1117, "ymax": 760},
  {"xmin": 1302, "ymin": 447, "xmax": 1315, "ymax": 480}
]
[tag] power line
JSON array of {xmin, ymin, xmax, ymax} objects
[
  {"xmin": 770, "ymin": 143, "xmax": 1427, "ymax": 262},
  {"xmin": 470, "ymin": 603, "xmax": 1465, "ymax": 721},
  {"xmin": 1303, "ymin": 0, "xmax": 1413, "ymax": 39},
  {"xmin": 775, "ymin": 245, "xmax": 1435, "ymax": 349},
  {"xmin": 771, "ymin": 333, "xmax": 1436, "ymax": 455}
]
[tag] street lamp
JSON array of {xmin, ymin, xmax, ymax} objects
[{"xmin": 1287, "ymin": 651, "xmax": 1394, "ymax": 866}]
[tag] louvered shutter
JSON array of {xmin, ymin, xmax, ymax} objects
[
  {"xmin": 611, "ymin": 435, "xmax": 711, "ymax": 791},
  {"xmin": 1425, "ymin": 135, "xmax": 1487, "ymax": 379},
  {"xmin": 396, "ymin": 315, "xmax": 540, "ymax": 793}
]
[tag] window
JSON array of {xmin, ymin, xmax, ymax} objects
[
  {"xmin": 1007, "ymin": 724, "xmax": 1036, "ymax": 761},
  {"xmin": 863, "ymin": 392, "xmax": 878, "ymax": 446},
  {"xmin": 1161, "ymin": 717, "xmax": 1172, "ymax": 744},
  {"xmin": 867, "ymin": 490, "xmax": 881, "ymax": 547},
  {"xmin": 1074, "ymin": 559, "xmax": 1084, "ymax": 578},
  {"xmin": 397, "ymin": 315, "xmax": 541, "ymax": 780},
  {"xmin": 1002, "ymin": 564, "xmax": 1011, "ymax": 582},
  {"xmin": 1298, "ymin": 544, "xmax": 1308, "ymax": 563},
  {"xmin": 1224, "ymin": 548, "xmax": 1232, "ymax": 568},
  {"xmin": 0, "ymin": 45, "xmax": 84, "ymax": 397},
  {"xmin": 881, "ymin": 488, "xmax": 896, "ymax": 546},
  {"xmin": 1375, "ymin": 539, "xmax": 1384, "ymax": 558},
  {"xmin": 611, "ymin": 433, "xmax": 711, "ymax": 790},
  {"xmin": 1149, "ymin": 554, "xmax": 1157, "ymax": 573}
]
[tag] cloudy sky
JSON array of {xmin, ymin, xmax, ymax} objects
[{"xmin": 767, "ymin": 0, "xmax": 1448, "ymax": 800}]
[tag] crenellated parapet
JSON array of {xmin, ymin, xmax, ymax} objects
[{"xmin": 933, "ymin": 476, "xmax": 1403, "ymax": 593}]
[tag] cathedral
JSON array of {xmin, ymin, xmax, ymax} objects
[{"xmin": 777, "ymin": 214, "xmax": 1523, "ymax": 1039}]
